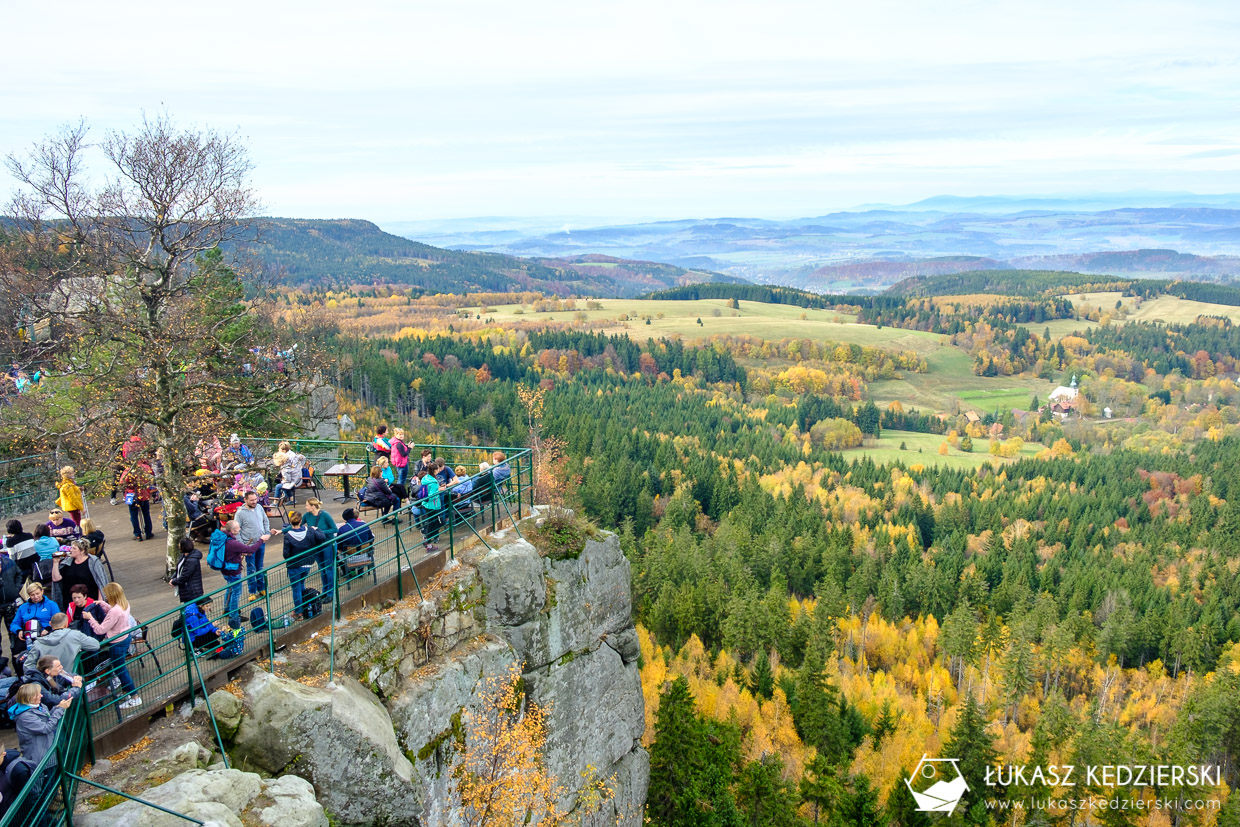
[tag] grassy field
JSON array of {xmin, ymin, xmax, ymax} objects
[
  {"xmin": 1031, "ymin": 292, "xmax": 1240, "ymax": 340},
  {"xmin": 843, "ymin": 430, "xmax": 1044, "ymax": 470}
]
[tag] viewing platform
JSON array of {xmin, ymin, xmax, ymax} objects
[{"xmin": 0, "ymin": 439, "xmax": 534, "ymax": 826}]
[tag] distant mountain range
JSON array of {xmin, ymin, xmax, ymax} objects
[
  {"xmin": 246, "ymin": 218, "xmax": 739, "ymax": 297},
  {"xmin": 396, "ymin": 204, "xmax": 1240, "ymax": 291}
]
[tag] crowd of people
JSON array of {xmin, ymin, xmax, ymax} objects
[{"xmin": 0, "ymin": 426, "xmax": 516, "ymax": 811}]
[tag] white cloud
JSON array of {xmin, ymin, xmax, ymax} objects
[{"xmin": 3, "ymin": 0, "xmax": 1240, "ymax": 219}]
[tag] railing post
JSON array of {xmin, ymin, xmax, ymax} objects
[
  {"xmin": 264, "ymin": 590, "xmax": 275, "ymax": 670},
  {"xmin": 182, "ymin": 615, "xmax": 196, "ymax": 706},
  {"xmin": 516, "ymin": 457, "xmax": 524, "ymax": 521},
  {"xmin": 393, "ymin": 524, "xmax": 405, "ymax": 600}
]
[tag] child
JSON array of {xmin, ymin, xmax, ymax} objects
[{"xmin": 56, "ymin": 467, "xmax": 85, "ymax": 525}]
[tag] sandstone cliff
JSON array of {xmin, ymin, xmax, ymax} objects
[{"xmin": 229, "ymin": 526, "xmax": 649, "ymax": 826}]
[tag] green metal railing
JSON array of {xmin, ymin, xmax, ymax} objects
[{"xmin": 0, "ymin": 444, "xmax": 534, "ymax": 826}]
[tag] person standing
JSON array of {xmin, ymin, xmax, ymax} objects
[
  {"xmin": 215, "ymin": 520, "xmax": 268, "ymax": 629},
  {"xmin": 236, "ymin": 491, "xmax": 270, "ymax": 600},
  {"xmin": 301, "ymin": 498, "xmax": 337, "ymax": 597},
  {"xmin": 282, "ymin": 511, "xmax": 325, "ymax": 619},
  {"xmin": 371, "ymin": 425, "xmax": 392, "ymax": 461},
  {"xmin": 10, "ymin": 684, "xmax": 71, "ymax": 764},
  {"xmin": 391, "ymin": 428, "xmax": 411, "ymax": 489},
  {"xmin": 55, "ymin": 466, "xmax": 85, "ymax": 525},
  {"xmin": 169, "ymin": 537, "xmax": 204, "ymax": 604},
  {"xmin": 119, "ymin": 460, "xmax": 155, "ymax": 541},
  {"xmin": 50, "ymin": 539, "xmax": 107, "ymax": 605},
  {"xmin": 85, "ymin": 582, "xmax": 141, "ymax": 709}
]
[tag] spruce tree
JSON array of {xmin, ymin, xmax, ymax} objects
[
  {"xmin": 839, "ymin": 774, "xmax": 884, "ymax": 827},
  {"xmin": 736, "ymin": 754, "xmax": 800, "ymax": 827},
  {"xmin": 886, "ymin": 771, "xmax": 932, "ymax": 827},
  {"xmin": 942, "ymin": 693, "xmax": 1001, "ymax": 826},
  {"xmin": 799, "ymin": 755, "xmax": 844, "ymax": 826},
  {"xmin": 751, "ymin": 649, "xmax": 774, "ymax": 700},
  {"xmin": 648, "ymin": 677, "xmax": 744, "ymax": 827}
]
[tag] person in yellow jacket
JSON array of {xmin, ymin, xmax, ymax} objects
[{"xmin": 55, "ymin": 466, "xmax": 85, "ymax": 525}]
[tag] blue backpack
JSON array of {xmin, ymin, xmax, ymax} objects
[{"xmin": 207, "ymin": 529, "xmax": 232, "ymax": 573}]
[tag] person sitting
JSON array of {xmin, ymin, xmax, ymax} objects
[
  {"xmin": 26, "ymin": 526, "xmax": 58, "ymax": 586},
  {"xmin": 491, "ymin": 451, "xmax": 511, "ymax": 487},
  {"xmin": 79, "ymin": 518, "xmax": 105, "ymax": 554},
  {"xmin": 275, "ymin": 445, "xmax": 306, "ymax": 505},
  {"xmin": 184, "ymin": 491, "xmax": 214, "ymax": 543},
  {"xmin": 434, "ymin": 458, "xmax": 456, "ymax": 487},
  {"xmin": 375, "ymin": 455, "xmax": 406, "ymax": 500},
  {"xmin": 171, "ymin": 599, "xmax": 220, "ymax": 653},
  {"xmin": 23, "ymin": 655, "xmax": 83, "ymax": 707},
  {"xmin": 55, "ymin": 467, "xmax": 85, "ymax": 525},
  {"xmin": 65, "ymin": 585, "xmax": 107, "ymax": 642},
  {"xmin": 25, "ymin": 613, "xmax": 99, "ymax": 678},
  {"xmin": 10, "ymin": 683, "xmax": 70, "ymax": 765},
  {"xmin": 45, "ymin": 509, "xmax": 81, "ymax": 544},
  {"xmin": 223, "ymin": 434, "xmax": 254, "ymax": 466},
  {"xmin": 194, "ymin": 436, "xmax": 223, "ymax": 473},
  {"xmin": 336, "ymin": 508, "xmax": 375, "ymax": 552},
  {"xmin": 359, "ymin": 467, "xmax": 399, "ymax": 516},
  {"xmin": 11, "ymin": 584, "xmax": 58, "ymax": 658},
  {"xmin": 51, "ymin": 539, "xmax": 107, "ymax": 605},
  {"xmin": 0, "ymin": 746, "xmax": 36, "ymax": 820},
  {"xmin": 170, "ymin": 537, "xmax": 204, "ymax": 604}
]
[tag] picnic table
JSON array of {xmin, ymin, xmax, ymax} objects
[{"xmin": 323, "ymin": 463, "xmax": 365, "ymax": 502}]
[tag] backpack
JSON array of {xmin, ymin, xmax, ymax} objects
[
  {"xmin": 301, "ymin": 588, "xmax": 322, "ymax": 619},
  {"xmin": 249, "ymin": 606, "xmax": 267, "ymax": 631},
  {"xmin": 207, "ymin": 530, "xmax": 230, "ymax": 572},
  {"xmin": 4, "ymin": 754, "xmax": 36, "ymax": 788}
]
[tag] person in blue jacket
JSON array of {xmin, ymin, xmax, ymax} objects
[
  {"xmin": 10, "ymin": 583, "xmax": 59, "ymax": 655},
  {"xmin": 336, "ymin": 508, "xmax": 375, "ymax": 550}
]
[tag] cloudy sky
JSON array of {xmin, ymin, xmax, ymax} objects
[{"xmin": 3, "ymin": 0, "xmax": 1240, "ymax": 223}]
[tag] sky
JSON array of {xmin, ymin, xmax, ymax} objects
[{"xmin": 3, "ymin": 0, "xmax": 1240, "ymax": 224}]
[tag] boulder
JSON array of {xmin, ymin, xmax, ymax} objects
[
  {"xmin": 477, "ymin": 540, "xmax": 546, "ymax": 625},
  {"xmin": 76, "ymin": 768, "xmax": 264, "ymax": 827},
  {"xmin": 255, "ymin": 775, "xmax": 330, "ymax": 827},
  {"xmin": 146, "ymin": 741, "xmax": 211, "ymax": 782},
  {"xmin": 605, "ymin": 628, "xmax": 641, "ymax": 664},
  {"xmin": 232, "ymin": 672, "xmax": 420, "ymax": 824}
]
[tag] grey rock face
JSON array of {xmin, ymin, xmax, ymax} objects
[
  {"xmin": 232, "ymin": 672, "xmax": 420, "ymax": 825},
  {"xmin": 477, "ymin": 541, "xmax": 546, "ymax": 625}
]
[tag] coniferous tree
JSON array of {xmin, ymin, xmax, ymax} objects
[
  {"xmin": 799, "ymin": 755, "xmax": 844, "ymax": 826},
  {"xmin": 886, "ymin": 772, "xmax": 932, "ymax": 827},
  {"xmin": 648, "ymin": 677, "xmax": 744, "ymax": 827},
  {"xmin": 735, "ymin": 755, "xmax": 800, "ymax": 827},
  {"xmin": 943, "ymin": 694, "xmax": 1001, "ymax": 826},
  {"xmin": 751, "ymin": 649, "xmax": 774, "ymax": 700}
]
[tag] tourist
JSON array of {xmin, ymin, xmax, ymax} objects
[
  {"xmin": 10, "ymin": 583, "xmax": 59, "ymax": 656},
  {"xmin": 336, "ymin": 508, "xmax": 375, "ymax": 552},
  {"xmin": 236, "ymin": 491, "xmax": 270, "ymax": 599},
  {"xmin": 65, "ymin": 585, "xmax": 107, "ymax": 641},
  {"xmin": 184, "ymin": 491, "xmax": 213, "ymax": 542},
  {"xmin": 23, "ymin": 655, "xmax": 84, "ymax": 707},
  {"xmin": 375, "ymin": 455, "xmax": 406, "ymax": 500},
  {"xmin": 415, "ymin": 468, "xmax": 442, "ymax": 551},
  {"xmin": 0, "ymin": 551, "xmax": 21, "ymax": 659},
  {"xmin": 282, "ymin": 511, "xmax": 325, "ymax": 619},
  {"xmin": 214, "ymin": 520, "xmax": 269, "ymax": 629},
  {"xmin": 170, "ymin": 537, "xmax": 204, "ymax": 604},
  {"xmin": 0, "ymin": 746, "xmax": 35, "ymax": 820},
  {"xmin": 85, "ymin": 583, "xmax": 142, "ymax": 709},
  {"xmin": 275, "ymin": 444, "xmax": 306, "ymax": 505},
  {"xmin": 10, "ymin": 683, "xmax": 71, "ymax": 764},
  {"xmin": 391, "ymin": 428, "xmax": 412, "ymax": 488},
  {"xmin": 302, "ymin": 498, "xmax": 337, "ymax": 596},
  {"xmin": 360, "ymin": 466, "xmax": 399, "ymax": 516},
  {"xmin": 491, "ymin": 451, "xmax": 511, "ymax": 487},
  {"xmin": 5, "ymin": 521, "xmax": 35, "ymax": 581},
  {"xmin": 55, "ymin": 467, "xmax": 85, "ymax": 525},
  {"xmin": 25, "ymin": 614, "xmax": 99, "ymax": 683},
  {"xmin": 45, "ymin": 508, "xmax": 81, "ymax": 543},
  {"xmin": 29, "ymin": 525, "xmax": 58, "ymax": 584},
  {"xmin": 79, "ymin": 517, "xmax": 105, "ymax": 554},
  {"xmin": 371, "ymin": 425, "xmax": 392, "ymax": 460},
  {"xmin": 413, "ymin": 447, "xmax": 434, "ymax": 477},
  {"xmin": 50, "ymin": 539, "xmax": 107, "ymax": 604},
  {"xmin": 194, "ymin": 436, "xmax": 224, "ymax": 473},
  {"xmin": 224, "ymin": 434, "xmax": 255, "ymax": 466},
  {"xmin": 434, "ymin": 458, "xmax": 457, "ymax": 487},
  {"xmin": 118, "ymin": 460, "xmax": 155, "ymax": 541}
]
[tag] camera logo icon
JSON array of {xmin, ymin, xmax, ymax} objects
[{"xmin": 905, "ymin": 755, "xmax": 969, "ymax": 814}]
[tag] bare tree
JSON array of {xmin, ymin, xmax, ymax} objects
[{"xmin": 3, "ymin": 115, "xmax": 322, "ymax": 572}]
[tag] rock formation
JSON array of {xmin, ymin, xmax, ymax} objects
[{"xmin": 227, "ymin": 527, "xmax": 648, "ymax": 826}]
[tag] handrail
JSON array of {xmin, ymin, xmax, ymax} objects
[{"xmin": 0, "ymin": 444, "xmax": 533, "ymax": 827}]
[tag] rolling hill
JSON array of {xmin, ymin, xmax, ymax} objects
[{"xmin": 247, "ymin": 218, "xmax": 740, "ymax": 297}]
